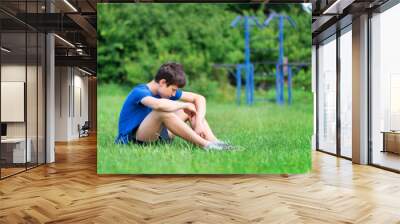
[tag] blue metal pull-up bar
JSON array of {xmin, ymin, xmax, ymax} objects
[
  {"xmin": 231, "ymin": 15, "xmax": 266, "ymax": 105},
  {"xmin": 263, "ymin": 12, "xmax": 296, "ymax": 105},
  {"xmin": 231, "ymin": 12, "xmax": 296, "ymax": 105}
]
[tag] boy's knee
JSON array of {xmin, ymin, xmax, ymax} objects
[{"xmin": 153, "ymin": 110, "xmax": 175, "ymax": 119}]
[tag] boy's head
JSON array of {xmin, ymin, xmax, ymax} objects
[{"xmin": 154, "ymin": 62, "xmax": 186, "ymax": 98}]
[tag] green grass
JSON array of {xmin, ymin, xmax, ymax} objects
[{"xmin": 97, "ymin": 84, "xmax": 313, "ymax": 174}]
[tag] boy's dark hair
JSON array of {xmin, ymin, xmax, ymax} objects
[{"xmin": 155, "ymin": 62, "xmax": 186, "ymax": 88}]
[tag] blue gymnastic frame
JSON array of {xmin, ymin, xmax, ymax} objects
[{"xmin": 231, "ymin": 12, "xmax": 296, "ymax": 105}]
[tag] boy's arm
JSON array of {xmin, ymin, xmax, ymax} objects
[
  {"xmin": 141, "ymin": 96, "xmax": 196, "ymax": 114},
  {"xmin": 180, "ymin": 91, "xmax": 206, "ymax": 129}
]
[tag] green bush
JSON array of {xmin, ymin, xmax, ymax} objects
[
  {"xmin": 97, "ymin": 3, "xmax": 312, "ymax": 96},
  {"xmin": 186, "ymin": 75, "xmax": 219, "ymax": 99},
  {"xmin": 292, "ymin": 69, "xmax": 312, "ymax": 91}
]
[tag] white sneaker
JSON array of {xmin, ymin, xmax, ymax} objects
[
  {"xmin": 204, "ymin": 142, "xmax": 229, "ymax": 150},
  {"xmin": 204, "ymin": 141, "xmax": 234, "ymax": 150},
  {"xmin": 212, "ymin": 140, "xmax": 234, "ymax": 149}
]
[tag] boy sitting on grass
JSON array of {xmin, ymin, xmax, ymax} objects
[{"xmin": 115, "ymin": 62, "xmax": 232, "ymax": 150}]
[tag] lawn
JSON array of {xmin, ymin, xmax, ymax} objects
[{"xmin": 97, "ymin": 84, "xmax": 313, "ymax": 174}]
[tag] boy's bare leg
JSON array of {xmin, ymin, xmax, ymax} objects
[
  {"xmin": 170, "ymin": 104, "xmax": 219, "ymax": 142},
  {"xmin": 172, "ymin": 109, "xmax": 218, "ymax": 142},
  {"xmin": 167, "ymin": 110, "xmax": 190, "ymax": 138},
  {"xmin": 135, "ymin": 110, "xmax": 209, "ymax": 147},
  {"xmin": 189, "ymin": 115, "xmax": 218, "ymax": 142},
  {"xmin": 201, "ymin": 119, "xmax": 218, "ymax": 142}
]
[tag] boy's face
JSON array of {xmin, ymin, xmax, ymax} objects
[{"xmin": 158, "ymin": 79, "xmax": 179, "ymax": 98}]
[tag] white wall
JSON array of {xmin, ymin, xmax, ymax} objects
[
  {"xmin": 1, "ymin": 65, "xmax": 25, "ymax": 127},
  {"xmin": 1, "ymin": 65, "xmax": 26, "ymax": 139},
  {"xmin": 55, "ymin": 66, "xmax": 69, "ymax": 141},
  {"xmin": 1, "ymin": 82, "xmax": 25, "ymax": 122},
  {"xmin": 1, "ymin": 63, "xmax": 46, "ymax": 164},
  {"xmin": 1, "ymin": 65, "xmax": 43, "ymax": 137},
  {"xmin": 55, "ymin": 67, "xmax": 89, "ymax": 141}
]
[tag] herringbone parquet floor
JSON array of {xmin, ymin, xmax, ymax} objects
[{"xmin": 1, "ymin": 135, "xmax": 400, "ymax": 223}]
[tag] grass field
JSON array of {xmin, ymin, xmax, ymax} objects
[{"xmin": 97, "ymin": 84, "xmax": 313, "ymax": 174}]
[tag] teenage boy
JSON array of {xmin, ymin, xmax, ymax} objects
[{"xmin": 115, "ymin": 62, "xmax": 231, "ymax": 150}]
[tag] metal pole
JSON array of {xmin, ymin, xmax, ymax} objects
[
  {"xmin": 279, "ymin": 16, "xmax": 284, "ymax": 66},
  {"xmin": 275, "ymin": 63, "xmax": 280, "ymax": 104},
  {"xmin": 250, "ymin": 64, "xmax": 254, "ymax": 104},
  {"xmin": 236, "ymin": 64, "xmax": 241, "ymax": 105},
  {"xmin": 288, "ymin": 65, "xmax": 292, "ymax": 104},
  {"xmin": 246, "ymin": 66, "xmax": 251, "ymax": 104},
  {"xmin": 279, "ymin": 16, "xmax": 285, "ymax": 105},
  {"xmin": 244, "ymin": 17, "xmax": 252, "ymax": 105},
  {"xmin": 244, "ymin": 17, "xmax": 251, "ymax": 66}
]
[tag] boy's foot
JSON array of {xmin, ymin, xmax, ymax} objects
[
  {"xmin": 204, "ymin": 141, "xmax": 234, "ymax": 151},
  {"xmin": 212, "ymin": 140, "xmax": 235, "ymax": 149}
]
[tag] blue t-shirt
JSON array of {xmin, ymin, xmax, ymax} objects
[{"xmin": 115, "ymin": 84, "xmax": 182, "ymax": 144}]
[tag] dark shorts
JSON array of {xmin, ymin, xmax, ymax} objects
[{"xmin": 129, "ymin": 125, "xmax": 173, "ymax": 145}]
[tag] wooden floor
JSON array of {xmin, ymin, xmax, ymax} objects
[
  {"xmin": 1, "ymin": 163, "xmax": 45, "ymax": 178},
  {"xmin": 1, "ymin": 167, "xmax": 26, "ymax": 178},
  {"xmin": 1, "ymin": 135, "xmax": 400, "ymax": 223}
]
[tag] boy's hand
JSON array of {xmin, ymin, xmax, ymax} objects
[
  {"xmin": 188, "ymin": 111, "xmax": 206, "ymax": 139},
  {"xmin": 183, "ymin": 103, "xmax": 196, "ymax": 117},
  {"xmin": 194, "ymin": 122, "xmax": 206, "ymax": 139}
]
